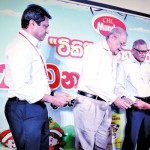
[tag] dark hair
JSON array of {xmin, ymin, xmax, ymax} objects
[
  {"xmin": 132, "ymin": 39, "xmax": 147, "ymax": 49},
  {"xmin": 50, "ymin": 132, "xmax": 66, "ymax": 149},
  {"xmin": 21, "ymin": 4, "xmax": 52, "ymax": 28}
]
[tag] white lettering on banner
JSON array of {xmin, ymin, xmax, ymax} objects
[{"xmin": 96, "ymin": 22, "xmax": 115, "ymax": 32}]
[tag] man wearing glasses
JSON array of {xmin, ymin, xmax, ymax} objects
[{"xmin": 115, "ymin": 39, "xmax": 150, "ymax": 150}]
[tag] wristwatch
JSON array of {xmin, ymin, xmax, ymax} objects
[
  {"xmin": 50, "ymin": 90, "xmax": 55, "ymax": 96},
  {"xmin": 121, "ymin": 96, "xmax": 125, "ymax": 99}
]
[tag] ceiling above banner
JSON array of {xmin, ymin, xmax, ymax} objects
[{"xmin": 57, "ymin": 0, "xmax": 150, "ymax": 19}]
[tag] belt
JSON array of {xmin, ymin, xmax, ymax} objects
[
  {"xmin": 8, "ymin": 97, "xmax": 44, "ymax": 105},
  {"xmin": 135, "ymin": 96, "xmax": 150, "ymax": 104},
  {"xmin": 77, "ymin": 90, "xmax": 105, "ymax": 102},
  {"xmin": 9, "ymin": 97, "xmax": 26, "ymax": 102}
]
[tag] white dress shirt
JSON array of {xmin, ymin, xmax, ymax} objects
[
  {"xmin": 77, "ymin": 40, "xmax": 118, "ymax": 104},
  {"xmin": 115, "ymin": 55, "xmax": 150, "ymax": 102},
  {"xmin": 5, "ymin": 30, "xmax": 50, "ymax": 103}
]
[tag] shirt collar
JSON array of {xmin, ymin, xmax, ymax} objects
[
  {"xmin": 20, "ymin": 30, "xmax": 40, "ymax": 48},
  {"xmin": 102, "ymin": 40, "xmax": 115, "ymax": 56},
  {"xmin": 102, "ymin": 40, "xmax": 110, "ymax": 51}
]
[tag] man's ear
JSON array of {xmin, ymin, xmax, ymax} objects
[
  {"xmin": 131, "ymin": 48, "xmax": 134, "ymax": 55},
  {"xmin": 29, "ymin": 20, "xmax": 36, "ymax": 28}
]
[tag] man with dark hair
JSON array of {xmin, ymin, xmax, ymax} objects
[
  {"xmin": 115, "ymin": 39, "xmax": 150, "ymax": 150},
  {"xmin": 73, "ymin": 27, "xmax": 133, "ymax": 150},
  {"xmin": 4, "ymin": 4, "xmax": 71, "ymax": 150}
]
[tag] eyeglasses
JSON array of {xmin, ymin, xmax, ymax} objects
[{"xmin": 134, "ymin": 48, "xmax": 149, "ymax": 54}]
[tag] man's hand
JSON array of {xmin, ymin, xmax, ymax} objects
[
  {"xmin": 52, "ymin": 91, "xmax": 73, "ymax": 107},
  {"xmin": 42, "ymin": 92, "xmax": 72, "ymax": 107},
  {"xmin": 122, "ymin": 97, "xmax": 135, "ymax": 105},
  {"xmin": 113, "ymin": 97, "xmax": 134, "ymax": 109},
  {"xmin": 133, "ymin": 99, "xmax": 150, "ymax": 110}
]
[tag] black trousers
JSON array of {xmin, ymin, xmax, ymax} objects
[
  {"xmin": 122, "ymin": 108, "xmax": 150, "ymax": 150},
  {"xmin": 5, "ymin": 97, "xmax": 49, "ymax": 150}
]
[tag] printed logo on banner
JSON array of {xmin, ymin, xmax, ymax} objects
[{"xmin": 92, "ymin": 14, "xmax": 126, "ymax": 36}]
